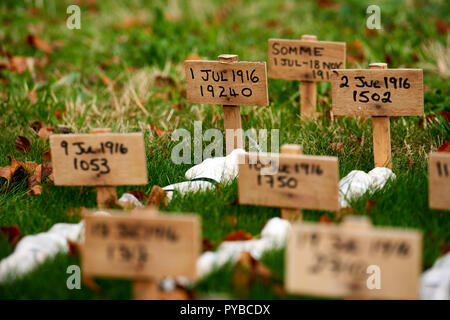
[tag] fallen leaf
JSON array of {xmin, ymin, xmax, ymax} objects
[
  {"xmin": 9, "ymin": 56, "xmax": 35, "ymax": 74},
  {"xmin": 347, "ymin": 40, "xmax": 365, "ymax": 63},
  {"xmin": 265, "ymin": 19, "xmax": 281, "ymax": 28},
  {"xmin": 67, "ymin": 239, "xmax": 81, "ymax": 256},
  {"xmin": 232, "ymin": 251, "xmax": 273, "ymax": 296},
  {"xmin": 99, "ymin": 74, "xmax": 115, "ymax": 86},
  {"xmin": 147, "ymin": 185, "xmax": 169, "ymax": 207},
  {"xmin": 150, "ymin": 124, "xmax": 171, "ymax": 136},
  {"xmin": 82, "ymin": 274, "xmax": 101, "ymax": 292},
  {"xmin": 54, "ymin": 109, "xmax": 65, "ymax": 121},
  {"xmin": 317, "ymin": 0, "xmax": 340, "ymax": 9},
  {"xmin": 154, "ymin": 75, "xmax": 176, "ymax": 88},
  {"xmin": 438, "ymin": 141, "xmax": 450, "ymax": 152},
  {"xmin": 0, "ymin": 225, "xmax": 22, "ymax": 247},
  {"xmin": 15, "ymin": 136, "xmax": 31, "ymax": 153},
  {"xmin": 365, "ymin": 198, "xmax": 377, "ymax": 214},
  {"xmin": 27, "ymin": 164, "xmax": 42, "ymax": 196},
  {"xmin": 436, "ymin": 19, "xmax": 449, "ymax": 35},
  {"xmin": 100, "ymin": 55, "xmax": 120, "ymax": 69},
  {"xmin": 0, "ymin": 156, "xmax": 25, "ymax": 183},
  {"xmin": 42, "ymin": 162, "xmax": 53, "ymax": 181},
  {"xmin": 319, "ymin": 214, "xmax": 333, "ymax": 224},
  {"xmin": 28, "ymin": 90, "xmax": 37, "ymax": 104},
  {"xmin": 66, "ymin": 207, "xmax": 84, "ymax": 218},
  {"xmin": 418, "ymin": 114, "xmax": 438, "ymax": 128},
  {"xmin": 42, "ymin": 150, "xmax": 51, "ymax": 162},
  {"xmin": 202, "ymin": 238, "xmax": 215, "ymax": 252},
  {"xmin": 223, "ymin": 230, "xmax": 254, "ymax": 242},
  {"xmin": 26, "ymin": 34, "xmax": 53, "ymax": 54},
  {"xmin": 440, "ymin": 241, "xmax": 450, "ymax": 256},
  {"xmin": 439, "ymin": 111, "xmax": 450, "ymax": 122},
  {"xmin": 126, "ymin": 189, "xmax": 147, "ymax": 203},
  {"xmin": 113, "ymin": 17, "xmax": 143, "ymax": 29}
]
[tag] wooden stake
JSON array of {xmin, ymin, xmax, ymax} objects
[
  {"xmin": 300, "ymin": 35, "xmax": 318, "ymax": 120},
  {"xmin": 91, "ymin": 128, "xmax": 118, "ymax": 208},
  {"xmin": 280, "ymin": 144, "xmax": 303, "ymax": 222},
  {"xmin": 132, "ymin": 278, "xmax": 159, "ymax": 300},
  {"xmin": 369, "ymin": 63, "xmax": 392, "ymax": 169},
  {"xmin": 219, "ymin": 54, "xmax": 243, "ymax": 155}
]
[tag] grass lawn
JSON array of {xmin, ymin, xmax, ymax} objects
[{"xmin": 0, "ymin": 0, "xmax": 449, "ymax": 299}]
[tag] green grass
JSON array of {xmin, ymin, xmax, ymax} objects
[{"xmin": 0, "ymin": 0, "xmax": 449, "ymax": 299}]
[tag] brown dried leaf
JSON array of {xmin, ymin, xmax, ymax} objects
[
  {"xmin": 43, "ymin": 150, "xmax": 51, "ymax": 162},
  {"xmin": 67, "ymin": 239, "xmax": 81, "ymax": 256},
  {"xmin": 202, "ymin": 238, "xmax": 215, "ymax": 252},
  {"xmin": 0, "ymin": 156, "xmax": 25, "ymax": 183},
  {"xmin": 147, "ymin": 185, "xmax": 168, "ymax": 207},
  {"xmin": 232, "ymin": 251, "xmax": 273, "ymax": 295},
  {"xmin": 0, "ymin": 225, "xmax": 23, "ymax": 247},
  {"xmin": 37, "ymin": 126, "xmax": 54, "ymax": 141},
  {"xmin": 126, "ymin": 189, "xmax": 147, "ymax": 203},
  {"xmin": 66, "ymin": 207, "xmax": 84, "ymax": 218},
  {"xmin": 42, "ymin": 162, "xmax": 53, "ymax": 182},
  {"xmin": 150, "ymin": 124, "xmax": 171, "ymax": 137},
  {"xmin": 335, "ymin": 207, "xmax": 354, "ymax": 222},
  {"xmin": 28, "ymin": 90, "xmax": 37, "ymax": 104},
  {"xmin": 223, "ymin": 230, "xmax": 254, "ymax": 242},
  {"xmin": 436, "ymin": 19, "xmax": 449, "ymax": 35},
  {"xmin": 27, "ymin": 164, "xmax": 42, "ymax": 196},
  {"xmin": 154, "ymin": 75, "xmax": 176, "ymax": 88},
  {"xmin": 100, "ymin": 74, "xmax": 115, "ymax": 86},
  {"xmin": 9, "ymin": 56, "xmax": 35, "ymax": 74},
  {"xmin": 113, "ymin": 17, "xmax": 143, "ymax": 29},
  {"xmin": 319, "ymin": 214, "xmax": 333, "ymax": 224},
  {"xmin": 365, "ymin": 198, "xmax": 377, "ymax": 214},
  {"xmin": 438, "ymin": 141, "xmax": 450, "ymax": 152},
  {"xmin": 15, "ymin": 136, "xmax": 31, "ymax": 153},
  {"xmin": 26, "ymin": 34, "xmax": 53, "ymax": 54}
]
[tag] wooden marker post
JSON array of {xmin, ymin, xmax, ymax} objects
[
  {"xmin": 49, "ymin": 130, "xmax": 148, "ymax": 208},
  {"xmin": 268, "ymin": 35, "xmax": 346, "ymax": 119},
  {"xmin": 300, "ymin": 35, "xmax": 318, "ymax": 119},
  {"xmin": 184, "ymin": 55, "xmax": 268, "ymax": 155},
  {"xmin": 238, "ymin": 147, "xmax": 339, "ymax": 218},
  {"xmin": 369, "ymin": 63, "xmax": 392, "ymax": 168},
  {"xmin": 91, "ymin": 128, "xmax": 117, "ymax": 208},
  {"xmin": 219, "ymin": 54, "xmax": 242, "ymax": 155},
  {"xmin": 429, "ymin": 152, "xmax": 450, "ymax": 210},
  {"xmin": 280, "ymin": 144, "xmax": 303, "ymax": 221},
  {"xmin": 285, "ymin": 217, "xmax": 422, "ymax": 299},
  {"xmin": 81, "ymin": 209, "xmax": 201, "ymax": 300},
  {"xmin": 331, "ymin": 65, "xmax": 423, "ymax": 169}
]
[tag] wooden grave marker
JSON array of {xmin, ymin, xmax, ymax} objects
[
  {"xmin": 184, "ymin": 54, "xmax": 269, "ymax": 155},
  {"xmin": 238, "ymin": 144, "xmax": 340, "ymax": 220},
  {"xmin": 286, "ymin": 217, "xmax": 422, "ymax": 299},
  {"xmin": 331, "ymin": 63, "xmax": 423, "ymax": 169},
  {"xmin": 81, "ymin": 209, "xmax": 201, "ymax": 299},
  {"xmin": 49, "ymin": 129, "xmax": 148, "ymax": 208},
  {"xmin": 429, "ymin": 152, "xmax": 450, "ymax": 210},
  {"xmin": 268, "ymin": 35, "xmax": 346, "ymax": 119}
]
